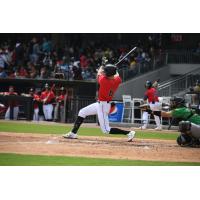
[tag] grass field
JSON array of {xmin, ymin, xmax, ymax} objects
[
  {"xmin": 1, "ymin": 153, "xmax": 200, "ymax": 166},
  {"xmin": 0, "ymin": 121, "xmax": 179, "ymax": 140},
  {"xmin": 1, "ymin": 121, "xmax": 197, "ymax": 166}
]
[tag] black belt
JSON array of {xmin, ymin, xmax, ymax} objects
[{"xmin": 98, "ymin": 101, "xmax": 110, "ymax": 103}]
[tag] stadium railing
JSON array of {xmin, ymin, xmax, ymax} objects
[
  {"xmin": 166, "ymin": 51, "xmax": 200, "ymax": 64},
  {"xmin": 118, "ymin": 53, "xmax": 167, "ymax": 82}
]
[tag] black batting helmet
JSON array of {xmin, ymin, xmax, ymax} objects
[
  {"xmin": 145, "ymin": 80, "xmax": 152, "ymax": 89},
  {"xmin": 104, "ymin": 64, "xmax": 117, "ymax": 77}
]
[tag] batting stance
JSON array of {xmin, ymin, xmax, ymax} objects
[
  {"xmin": 63, "ymin": 64, "xmax": 135, "ymax": 141},
  {"xmin": 140, "ymin": 80, "xmax": 162, "ymax": 130}
]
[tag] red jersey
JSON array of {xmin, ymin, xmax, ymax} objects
[
  {"xmin": 97, "ymin": 75, "xmax": 122, "ymax": 101},
  {"xmin": 33, "ymin": 94, "xmax": 40, "ymax": 109},
  {"xmin": 144, "ymin": 87, "xmax": 159, "ymax": 103},
  {"xmin": 40, "ymin": 91, "xmax": 55, "ymax": 104},
  {"xmin": 57, "ymin": 94, "xmax": 65, "ymax": 106},
  {"xmin": 4, "ymin": 92, "xmax": 19, "ymax": 107}
]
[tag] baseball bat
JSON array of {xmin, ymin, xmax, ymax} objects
[{"xmin": 115, "ymin": 46, "xmax": 137, "ymax": 66}]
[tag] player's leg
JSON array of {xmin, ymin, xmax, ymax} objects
[
  {"xmin": 97, "ymin": 102, "xmax": 135, "ymax": 142},
  {"xmin": 140, "ymin": 111, "xmax": 148, "ymax": 129},
  {"xmin": 150, "ymin": 102, "xmax": 162, "ymax": 130},
  {"xmin": 43, "ymin": 105, "xmax": 48, "ymax": 120},
  {"xmin": 33, "ymin": 108, "xmax": 39, "ymax": 121},
  {"xmin": 47, "ymin": 104, "xmax": 53, "ymax": 121},
  {"xmin": 60, "ymin": 106, "xmax": 65, "ymax": 123},
  {"xmin": 96, "ymin": 102, "xmax": 111, "ymax": 134},
  {"xmin": 63, "ymin": 102, "xmax": 98, "ymax": 139},
  {"xmin": 5, "ymin": 107, "xmax": 10, "ymax": 120},
  {"xmin": 13, "ymin": 106, "xmax": 19, "ymax": 120},
  {"xmin": 53, "ymin": 103, "xmax": 59, "ymax": 121}
]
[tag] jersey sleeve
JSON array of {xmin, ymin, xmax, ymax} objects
[
  {"xmin": 171, "ymin": 108, "xmax": 192, "ymax": 119},
  {"xmin": 97, "ymin": 74, "xmax": 105, "ymax": 83},
  {"xmin": 115, "ymin": 76, "xmax": 122, "ymax": 84}
]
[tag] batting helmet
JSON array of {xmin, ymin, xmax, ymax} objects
[
  {"xmin": 104, "ymin": 64, "xmax": 117, "ymax": 77},
  {"xmin": 145, "ymin": 80, "xmax": 152, "ymax": 89}
]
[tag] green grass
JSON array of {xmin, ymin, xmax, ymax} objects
[
  {"xmin": 0, "ymin": 153, "xmax": 199, "ymax": 166},
  {"xmin": 0, "ymin": 121, "xmax": 178, "ymax": 140}
]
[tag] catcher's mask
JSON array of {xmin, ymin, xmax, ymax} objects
[
  {"xmin": 176, "ymin": 133, "xmax": 193, "ymax": 147},
  {"xmin": 104, "ymin": 64, "xmax": 117, "ymax": 77},
  {"xmin": 170, "ymin": 96, "xmax": 185, "ymax": 109},
  {"xmin": 145, "ymin": 80, "xmax": 152, "ymax": 89}
]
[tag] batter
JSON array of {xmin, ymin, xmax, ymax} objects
[{"xmin": 63, "ymin": 64, "xmax": 135, "ymax": 142}]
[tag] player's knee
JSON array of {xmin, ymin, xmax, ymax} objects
[
  {"xmin": 179, "ymin": 121, "xmax": 191, "ymax": 133},
  {"xmin": 78, "ymin": 108, "xmax": 87, "ymax": 118}
]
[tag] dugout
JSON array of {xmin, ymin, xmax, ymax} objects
[{"xmin": 0, "ymin": 78, "xmax": 96, "ymax": 121}]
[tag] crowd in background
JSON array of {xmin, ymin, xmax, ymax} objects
[{"xmin": 0, "ymin": 34, "xmax": 163, "ymax": 81}]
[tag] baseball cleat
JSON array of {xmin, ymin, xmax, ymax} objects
[
  {"xmin": 63, "ymin": 132, "xmax": 78, "ymax": 139},
  {"xmin": 127, "ymin": 131, "xmax": 135, "ymax": 142},
  {"xmin": 154, "ymin": 126, "xmax": 162, "ymax": 131},
  {"xmin": 139, "ymin": 126, "xmax": 147, "ymax": 130}
]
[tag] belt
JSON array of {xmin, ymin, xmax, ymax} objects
[
  {"xmin": 98, "ymin": 101, "xmax": 110, "ymax": 103},
  {"xmin": 149, "ymin": 101, "xmax": 159, "ymax": 104}
]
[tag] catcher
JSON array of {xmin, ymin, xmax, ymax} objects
[
  {"xmin": 63, "ymin": 63, "xmax": 135, "ymax": 142},
  {"xmin": 161, "ymin": 96, "xmax": 200, "ymax": 147}
]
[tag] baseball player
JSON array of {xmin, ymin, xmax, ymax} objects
[
  {"xmin": 161, "ymin": 96, "xmax": 200, "ymax": 147},
  {"xmin": 63, "ymin": 64, "xmax": 135, "ymax": 141},
  {"xmin": 54, "ymin": 86, "xmax": 67, "ymax": 122},
  {"xmin": 40, "ymin": 83, "xmax": 55, "ymax": 121},
  {"xmin": 3, "ymin": 86, "xmax": 19, "ymax": 120},
  {"xmin": 140, "ymin": 80, "xmax": 162, "ymax": 130},
  {"xmin": 29, "ymin": 88, "xmax": 40, "ymax": 121}
]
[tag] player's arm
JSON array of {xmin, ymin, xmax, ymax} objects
[
  {"xmin": 97, "ymin": 66, "xmax": 104, "ymax": 77},
  {"xmin": 161, "ymin": 111, "xmax": 172, "ymax": 118}
]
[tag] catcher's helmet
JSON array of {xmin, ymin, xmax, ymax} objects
[
  {"xmin": 177, "ymin": 134, "xmax": 193, "ymax": 147},
  {"xmin": 170, "ymin": 96, "xmax": 185, "ymax": 109},
  {"xmin": 145, "ymin": 80, "xmax": 152, "ymax": 89},
  {"xmin": 104, "ymin": 64, "xmax": 117, "ymax": 77}
]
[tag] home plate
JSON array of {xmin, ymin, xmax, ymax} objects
[
  {"xmin": 46, "ymin": 140, "xmax": 59, "ymax": 144},
  {"xmin": 143, "ymin": 146, "xmax": 150, "ymax": 150}
]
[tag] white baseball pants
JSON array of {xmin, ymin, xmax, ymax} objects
[
  {"xmin": 78, "ymin": 101, "xmax": 111, "ymax": 134},
  {"xmin": 43, "ymin": 104, "xmax": 53, "ymax": 120}
]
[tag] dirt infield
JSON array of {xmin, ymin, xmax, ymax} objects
[{"xmin": 0, "ymin": 132, "xmax": 200, "ymax": 163}]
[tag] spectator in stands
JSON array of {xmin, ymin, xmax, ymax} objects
[
  {"xmin": 30, "ymin": 37, "xmax": 42, "ymax": 65},
  {"xmin": 0, "ymin": 66, "xmax": 8, "ymax": 78},
  {"xmin": 72, "ymin": 62, "xmax": 83, "ymax": 80},
  {"xmin": 18, "ymin": 65, "xmax": 29, "ymax": 78},
  {"xmin": 15, "ymin": 43, "xmax": 24, "ymax": 66},
  {"xmin": 42, "ymin": 37, "xmax": 51, "ymax": 53},
  {"xmin": 39, "ymin": 66, "xmax": 49, "ymax": 79},
  {"xmin": 0, "ymin": 49, "xmax": 7, "ymax": 68},
  {"xmin": 28, "ymin": 63, "xmax": 38, "ymax": 78}
]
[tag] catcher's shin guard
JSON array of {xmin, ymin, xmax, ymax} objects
[{"xmin": 179, "ymin": 121, "xmax": 191, "ymax": 133}]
